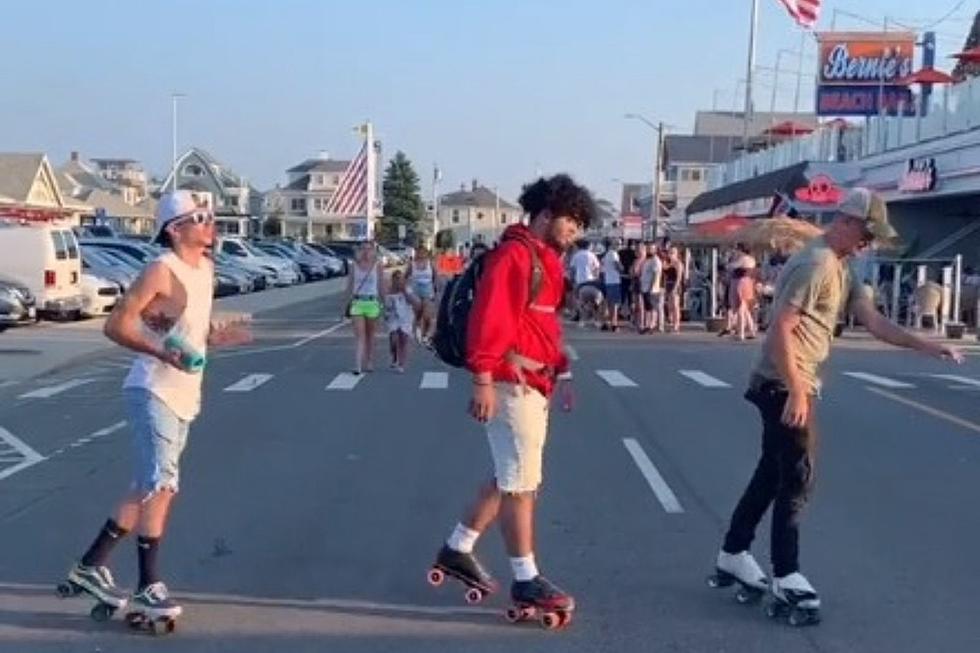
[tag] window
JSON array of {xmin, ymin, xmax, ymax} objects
[
  {"xmin": 313, "ymin": 198, "xmax": 322, "ymax": 210},
  {"xmin": 452, "ymin": 209, "xmax": 459, "ymax": 223},
  {"xmin": 290, "ymin": 198, "xmax": 306, "ymax": 212},
  {"xmin": 333, "ymin": 175, "xmax": 340, "ymax": 185},
  {"xmin": 680, "ymin": 169, "xmax": 691, "ymax": 182},
  {"xmin": 64, "ymin": 231, "xmax": 79, "ymax": 259},
  {"xmin": 477, "ymin": 212, "xmax": 484, "ymax": 221},
  {"xmin": 500, "ymin": 213, "xmax": 507, "ymax": 224},
  {"xmin": 184, "ymin": 163, "xmax": 204, "ymax": 177},
  {"xmin": 226, "ymin": 196, "xmax": 238, "ymax": 209},
  {"xmin": 691, "ymin": 169, "xmax": 702, "ymax": 182},
  {"xmin": 316, "ymin": 174, "xmax": 325, "ymax": 185},
  {"xmin": 51, "ymin": 231, "xmax": 69, "ymax": 260}
]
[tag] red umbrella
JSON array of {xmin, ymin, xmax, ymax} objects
[
  {"xmin": 694, "ymin": 214, "xmax": 751, "ymax": 237},
  {"xmin": 896, "ymin": 68, "xmax": 956, "ymax": 85},
  {"xmin": 762, "ymin": 120, "xmax": 815, "ymax": 137},
  {"xmin": 951, "ymin": 46, "xmax": 980, "ymax": 63}
]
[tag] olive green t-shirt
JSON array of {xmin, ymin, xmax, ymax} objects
[{"xmin": 753, "ymin": 237, "xmax": 863, "ymax": 393}]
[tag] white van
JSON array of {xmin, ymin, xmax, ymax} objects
[{"xmin": 0, "ymin": 221, "xmax": 85, "ymax": 319}]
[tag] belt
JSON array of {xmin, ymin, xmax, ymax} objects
[{"xmin": 353, "ymin": 294, "xmax": 378, "ymax": 300}]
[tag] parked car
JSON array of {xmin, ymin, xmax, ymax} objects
[
  {"xmin": 89, "ymin": 246, "xmax": 145, "ymax": 274},
  {"xmin": 79, "ymin": 238, "xmax": 160, "ymax": 266},
  {"xmin": 0, "ymin": 222, "xmax": 84, "ymax": 320},
  {"xmin": 296, "ymin": 242, "xmax": 345, "ymax": 277},
  {"xmin": 254, "ymin": 241, "xmax": 329, "ymax": 281},
  {"xmin": 214, "ymin": 270, "xmax": 245, "ymax": 297},
  {"xmin": 81, "ymin": 247, "xmax": 137, "ymax": 291},
  {"xmin": 79, "ymin": 272, "xmax": 121, "ymax": 318},
  {"xmin": 307, "ymin": 243, "xmax": 350, "ymax": 275},
  {"xmin": 0, "ymin": 276, "xmax": 37, "ymax": 331},
  {"xmin": 211, "ymin": 252, "xmax": 266, "ymax": 291},
  {"xmin": 218, "ymin": 237, "xmax": 300, "ymax": 286}
]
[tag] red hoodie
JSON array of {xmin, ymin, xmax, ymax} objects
[{"xmin": 466, "ymin": 225, "xmax": 569, "ymax": 398}]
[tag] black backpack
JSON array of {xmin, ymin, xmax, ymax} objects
[{"xmin": 432, "ymin": 238, "xmax": 544, "ymax": 368}]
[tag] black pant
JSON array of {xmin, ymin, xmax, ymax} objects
[{"xmin": 723, "ymin": 382, "xmax": 816, "ymax": 577}]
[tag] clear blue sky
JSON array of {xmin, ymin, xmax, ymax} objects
[{"xmin": 1, "ymin": 0, "xmax": 974, "ymax": 205}]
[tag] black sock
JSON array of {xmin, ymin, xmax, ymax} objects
[
  {"xmin": 80, "ymin": 519, "xmax": 129, "ymax": 567},
  {"xmin": 137, "ymin": 536, "xmax": 161, "ymax": 590}
]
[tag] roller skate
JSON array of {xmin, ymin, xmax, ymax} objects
[
  {"xmin": 56, "ymin": 562, "xmax": 129, "ymax": 622},
  {"xmin": 706, "ymin": 550, "xmax": 768, "ymax": 604},
  {"xmin": 766, "ymin": 572, "xmax": 821, "ymax": 627},
  {"xmin": 124, "ymin": 582, "xmax": 182, "ymax": 635},
  {"xmin": 506, "ymin": 575, "xmax": 575, "ymax": 630},
  {"xmin": 426, "ymin": 545, "xmax": 498, "ymax": 604}
]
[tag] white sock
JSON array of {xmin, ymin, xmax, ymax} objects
[
  {"xmin": 446, "ymin": 523, "xmax": 480, "ymax": 554},
  {"xmin": 510, "ymin": 554, "xmax": 539, "ymax": 582}
]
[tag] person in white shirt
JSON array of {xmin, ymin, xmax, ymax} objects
[
  {"xmin": 639, "ymin": 243, "xmax": 664, "ymax": 333},
  {"xmin": 569, "ymin": 240, "xmax": 600, "ymax": 288},
  {"xmin": 601, "ymin": 239, "xmax": 623, "ymax": 331},
  {"xmin": 63, "ymin": 191, "xmax": 251, "ymax": 623}
]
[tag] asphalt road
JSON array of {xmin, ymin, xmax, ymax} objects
[{"xmin": 0, "ymin": 292, "xmax": 978, "ymax": 652}]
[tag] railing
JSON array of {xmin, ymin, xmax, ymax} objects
[{"xmin": 707, "ymin": 74, "xmax": 980, "ymax": 191}]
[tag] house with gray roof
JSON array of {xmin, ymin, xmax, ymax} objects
[
  {"xmin": 263, "ymin": 153, "xmax": 356, "ymax": 240},
  {"xmin": 0, "ymin": 153, "xmax": 77, "ymax": 222},
  {"xmin": 157, "ymin": 148, "xmax": 254, "ymax": 235},
  {"xmin": 437, "ymin": 180, "xmax": 519, "ymax": 247}
]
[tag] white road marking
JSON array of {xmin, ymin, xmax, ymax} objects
[
  {"xmin": 218, "ymin": 320, "xmax": 350, "ymax": 359},
  {"xmin": 565, "ymin": 345, "xmax": 579, "ymax": 361},
  {"xmin": 0, "ymin": 380, "xmax": 19, "ymax": 390},
  {"xmin": 622, "ymin": 438, "xmax": 683, "ymax": 514},
  {"xmin": 0, "ymin": 427, "xmax": 45, "ymax": 481},
  {"xmin": 929, "ymin": 374, "xmax": 980, "ymax": 389},
  {"xmin": 327, "ymin": 372, "xmax": 364, "ymax": 391},
  {"xmin": 18, "ymin": 378, "xmax": 95, "ymax": 399},
  {"xmin": 596, "ymin": 370, "xmax": 638, "ymax": 388},
  {"xmin": 224, "ymin": 373, "xmax": 274, "ymax": 393},
  {"xmin": 843, "ymin": 372, "xmax": 914, "ymax": 389},
  {"xmin": 865, "ymin": 387, "xmax": 980, "ymax": 435},
  {"xmin": 420, "ymin": 372, "xmax": 449, "ymax": 390},
  {"xmin": 679, "ymin": 370, "xmax": 731, "ymax": 388},
  {"xmin": 90, "ymin": 421, "xmax": 127, "ymax": 439}
]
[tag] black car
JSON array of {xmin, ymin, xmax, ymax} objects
[{"xmin": 0, "ymin": 277, "xmax": 38, "ymax": 331}]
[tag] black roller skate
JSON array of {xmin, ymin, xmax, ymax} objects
[
  {"xmin": 124, "ymin": 582, "xmax": 182, "ymax": 636},
  {"xmin": 706, "ymin": 550, "xmax": 768, "ymax": 604},
  {"xmin": 56, "ymin": 562, "xmax": 129, "ymax": 622},
  {"xmin": 427, "ymin": 545, "xmax": 498, "ymax": 604},
  {"xmin": 766, "ymin": 572, "xmax": 821, "ymax": 627},
  {"xmin": 506, "ymin": 575, "xmax": 575, "ymax": 630}
]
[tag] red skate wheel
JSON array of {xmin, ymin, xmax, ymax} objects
[
  {"xmin": 427, "ymin": 569, "xmax": 445, "ymax": 586},
  {"xmin": 464, "ymin": 588, "xmax": 483, "ymax": 604},
  {"xmin": 558, "ymin": 611, "xmax": 573, "ymax": 628},
  {"xmin": 541, "ymin": 612, "xmax": 560, "ymax": 630},
  {"xmin": 505, "ymin": 607, "xmax": 522, "ymax": 623}
]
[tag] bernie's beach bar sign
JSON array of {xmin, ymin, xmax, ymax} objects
[{"xmin": 815, "ymin": 31, "xmax": 915, "ymax": 117}]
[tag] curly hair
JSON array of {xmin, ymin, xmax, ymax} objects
[{"xmin": 518, "ymin": 174, "xmax": 597, "ymax": 229}]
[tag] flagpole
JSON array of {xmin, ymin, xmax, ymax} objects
[
  {"xmin": 364, "ymin": 120, "xmax": 376, "ymax": 241},
  {"xmin": 743, "ymin": 0, "xmax": 760, "ymax": 147}
]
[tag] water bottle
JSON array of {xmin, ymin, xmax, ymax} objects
[{"xmin": 163, "ymin": 333, "xmax": 206, "ymax": 373}]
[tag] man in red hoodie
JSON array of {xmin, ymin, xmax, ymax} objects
[{"xmin": 430, "ymin": 174, "xmax": 596, "ymax": 622}]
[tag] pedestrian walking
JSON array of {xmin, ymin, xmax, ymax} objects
[
  {"xmin": 347, "ymin": 241, "xmax": 386, "ymax": 375},
  {"xmin": 385, "ymin": 269, "xmax": 416, "ymax": 373},
  {"xmin": 407, "ymin": 246, "xmax": 438, "ymax": 345}
]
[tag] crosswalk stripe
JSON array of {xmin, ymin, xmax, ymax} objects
[
  {"xmin": 327, "ymin": 373, "xmax": 364, "ymax": 391},
  {"xmin": 596, "ymin": 370, "xmax": 638, "ymax": 388},
  {"xmin": 18, "ymin": 378, "xmax": 95, "ymax": 399},
  {"xmin": 420, "ymin": 372, "xmax": 449, "ymax": 390},
  {"xmin": 679, "ymin": 370, "xmax": 731, "ymax": 388},
  {"xmin": 224, "ymin": 373, "xmax": 274, "ymax": 393},
  {"xmin": 622, "ymin": 438, "xmax": 684, "ymax": 514},
  {"xmin": 929, "ymin": 374, "xmax": 980, "ymax": 388},
  {"xmin": 565, "ymin": 345, "xmax": 579, "ymax": 361},
  {"xmin": 843, "ymin": 372, "xmax": 914, "ymax": 389}
]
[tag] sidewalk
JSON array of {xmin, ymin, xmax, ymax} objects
[{"xmin": 0, "ymin": 279, "xmax": 346, "ymax": 383}]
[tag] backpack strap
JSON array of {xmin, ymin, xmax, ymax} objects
[{"xmin": 505, "ymin": 234, "xmax": 545, "ymax": 308}]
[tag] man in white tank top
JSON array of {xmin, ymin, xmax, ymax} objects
[{"xmin": 63, "ymin": 191, "xmax": 251, "ymax": 622}]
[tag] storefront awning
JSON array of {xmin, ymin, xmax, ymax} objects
[{"xmin": 686, "ymin": 162, "xmax": 810, "ymax": 216}]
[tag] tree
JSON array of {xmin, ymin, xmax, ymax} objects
[
  {"xmin": 380, "ymin": 151, "xmax": 426, "ymax": 243},
  {"xmin": 262, "ymin": 207, "xmax": 284, "ymax": 237},
  {"xmin": 953, "ymin": 11, "xmax": 980, "ymax": 81},
  {"xmin": 435, "ymin": 228, "xmax": 455, "ymax": 252}
]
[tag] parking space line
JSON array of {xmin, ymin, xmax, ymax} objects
[
  {"xmin": 327, "ymin": 373, "xmax": 363, "ymax": 391},
  {"xmin": 622, "ymin": 438, "xmax": 683, "ymax": 513},
  {"xmin": 866, "ymin": 387, "xmax": 980, "ymax": 435},
  {"xmin": 224, "ymin": 373, "xmax": 274, "ymax": 392},
  {"xmin": 843, "ymin": 372, "xmax": 914, "ymax": 389},
  {"xmin": 679, "ymin": 370, "xmax": 731, "ymax": 388},
  {"xmin": 596, "ymin": 370, "xmax": 638, "ymax": 388},
  {"xmin": 18, "ymin": 378, "xmax": 96, "ymax": 399},
  {"xmin": 420, "ymin": 372, "xmax": 449, "ymax": 390},
  {"xmin": 929, "ymin": 374, "xmax": 980, "ymax": 389}
]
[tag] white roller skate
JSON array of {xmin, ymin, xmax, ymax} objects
[
  {"xmin": 767, "ymin": 572, "xmax": 821, "ymax": 626},
  {"xmin": 706, "ymin": 550, "xmax": 768, "ymax": 604}
]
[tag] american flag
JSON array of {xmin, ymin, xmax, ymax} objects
[
  {"xmin": 325, "ymin": 143, "xmax": 368, "ymax": 215},
  {"xmin": 777, "ymin": 0, "xmax": 821, "ymax": 29}
]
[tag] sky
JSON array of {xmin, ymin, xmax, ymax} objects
[{"xmin": 1, "ymin": 0, "xmax": 975, "ymax": 206}]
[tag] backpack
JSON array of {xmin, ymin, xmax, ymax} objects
[{"xmin": 432, "ymin": 236, "xmax": 544, "ymax": 368}]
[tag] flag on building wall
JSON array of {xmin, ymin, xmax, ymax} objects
[
  {"xmin": 325, "ymin": 143, "xmax": 368, "ymax": 216},
  {"xmin": 777, "ymin": 0, "xmax": 821, "ymax": 29}
]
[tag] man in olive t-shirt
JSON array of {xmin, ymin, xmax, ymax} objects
[{"xmin": 710, "ymin": 188, "xmax": 964, "ymax": 619}]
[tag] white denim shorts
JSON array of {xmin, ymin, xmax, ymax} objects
[{"xmin": 486, "ymin": 384, "xmax": 550, "ymax": 493}]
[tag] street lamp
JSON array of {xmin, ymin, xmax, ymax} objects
[
  {"xmin": 171, "ymin": 92, "xmax": 186, "ymax": 192},
  {"xmin": 624, "ymin": 113, "xmax": 673, "ymax": 239}
]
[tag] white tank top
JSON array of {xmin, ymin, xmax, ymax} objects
[
  {"xmin": 352, "ymin": 262, "xmax": 379, "ymax": 297},
  {"xmin": 412, "ymin": 261, "xmax": 434, "ymax": 290},
  {"xmin": 124, "ymin": 252, "xmax": 214, "ymax": 421}
]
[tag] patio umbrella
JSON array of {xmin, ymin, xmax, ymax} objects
[
  {"xmin": 726, "ymin": 217, "xmax": 823, "ymax": 253},
  {"xmin": 695, "ymin": 214, "xmax": 751, "ymax": 237},
  {"xmin": 951, "ymin": 46, "xmax": 980, "ymax": 64},
  {"xmin": 896, "ymin": 68, "xmax": 957, "ymax": 85}
]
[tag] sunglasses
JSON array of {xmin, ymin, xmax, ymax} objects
[{"xmin": 174, "ymin": 210, "xmax": 215, "ymax": 227}]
